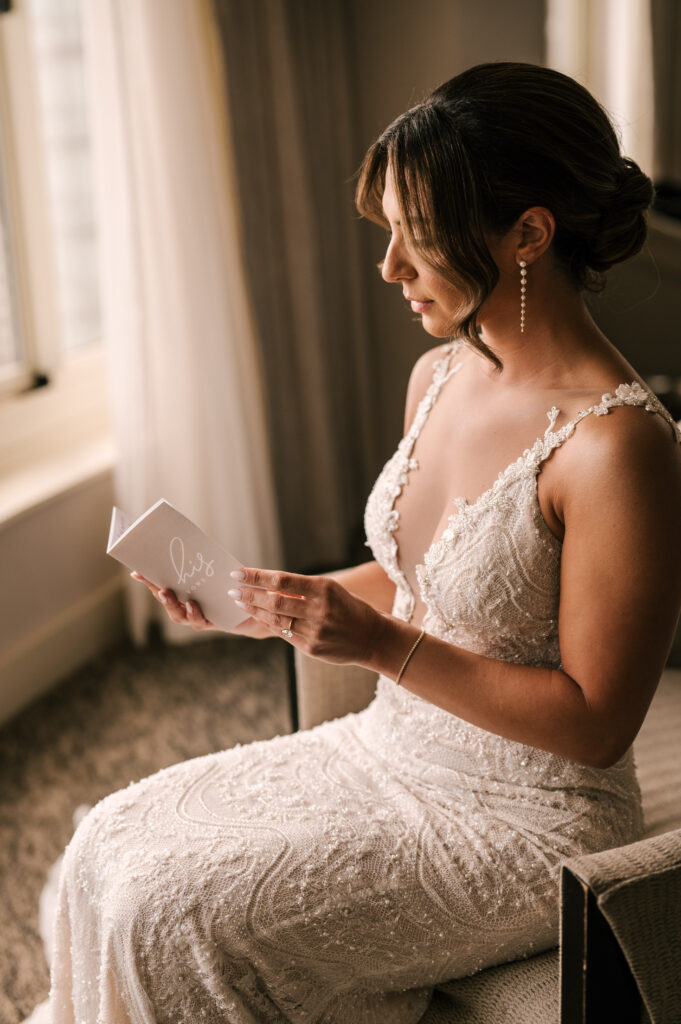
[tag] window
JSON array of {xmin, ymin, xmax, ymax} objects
[
  {"xmin": 28, "ymin": 0, "xmax": 102, "ymax": 356},
  {"xmin": 0, "ymin": 149, "xmax": 22, "ymax": 382},
  {"xmin": 546, "ymin": 0, "xmax": 654, "ymax": 175},
  {"xmin": 0, "ymin": 0, "xmax": 111, "ymax": 509}
]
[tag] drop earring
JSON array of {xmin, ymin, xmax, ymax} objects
[{"xmin": 519, "ymin": 260, "xmax": 527, "ymax": 333}]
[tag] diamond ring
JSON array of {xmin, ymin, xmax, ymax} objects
[{"xmin": 281, "ymin": 617, "xmax": 294, "ymax": 639}]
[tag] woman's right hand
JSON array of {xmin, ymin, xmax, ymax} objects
[{"xmin": 129, "ymin": 572, "xmax": 273, "ymax": 638}]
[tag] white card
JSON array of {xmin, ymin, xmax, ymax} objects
[{"xmin": 107, "ymin": 499, "xmax": 248, "ymax": 631}]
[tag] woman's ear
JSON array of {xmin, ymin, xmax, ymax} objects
[{"xmin": 516, "ymin": 207, "xmax": 555, "ymax": 265}]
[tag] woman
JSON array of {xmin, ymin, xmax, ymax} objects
[{"xmin": 45, "ymin": 63, "xmax": 681, "ymax": 1022}]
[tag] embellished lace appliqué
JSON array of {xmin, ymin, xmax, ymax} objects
[{"xmin": 363, "ymin": 340, "xmax": 464, "ymax": 621}]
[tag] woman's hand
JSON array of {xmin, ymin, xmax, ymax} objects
[
  {"xmin": 227, "ymin": 568, "xmax": 385, "ymax": 664},
  {"xmin": 129, "ymin": 572, "xmax": 272, "ymax": 638}
]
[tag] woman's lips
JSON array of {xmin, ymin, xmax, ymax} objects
[{"xmin": 410, "ymin": 299, "xmax": 434, "ymax": 313}]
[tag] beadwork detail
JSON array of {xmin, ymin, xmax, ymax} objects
[{"xmin": 519, "ymin": 259, "xmax": 527, "ymax": 333}]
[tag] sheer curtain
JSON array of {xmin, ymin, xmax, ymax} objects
[
  {"xmin": 81, "ymin": 0, "xmax": 282, "ymax": 641},
  {"xmin": 546, "ymin": 0, "xmax": 654, "ymax": 175}
]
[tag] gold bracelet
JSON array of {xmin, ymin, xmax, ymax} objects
[{"xmin": 395, "ymin": 627, "xmax": 426, "ymax": 686}]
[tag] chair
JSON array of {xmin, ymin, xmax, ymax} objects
[{"xmin": 293, "ymin": 653, "xmax": 681, "ymax": 1024}]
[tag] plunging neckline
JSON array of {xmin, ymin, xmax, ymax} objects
[{"xmin": 388, "ymin": 340, "xmax": 671, "ymax": 624}]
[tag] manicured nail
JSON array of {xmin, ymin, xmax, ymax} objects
[
  {"xmin": 159, "ymin": 592, "xmax": 168, "ymax": 604},
  {"xmin": 186, "ymin": 601, "xmax": 194, "ymax": 614},
  {"xmin": 227, "ymin": 588, "xmax": 242, "ymax": 600},
  {"xmin": 234, "ymin": 600, "xmax": 248, "ymax": 609},
  {"xmin": 130, "ymin": 571, "xmax": 141, "ymax": 579},
  {"xmin": 230, "ymin": 570, "xmax": 246, "ymax": 580}
]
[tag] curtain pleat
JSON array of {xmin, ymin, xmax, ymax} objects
[
  {"xmin": 545, "ymin": 0, "xmax": 654, "ymax": 175},
  {"xmin": 82, "ymin": 0, "xmax": 282, "ymax": 641}
]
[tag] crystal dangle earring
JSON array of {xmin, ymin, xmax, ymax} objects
[{"xmin": 519, "ymin": 260, "xmax": 527, "ymax": 333}]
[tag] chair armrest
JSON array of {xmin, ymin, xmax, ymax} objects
[
  {"xmin": 560, "ymin": 827, "xmax": 681, "ymax": 1024},
  {"xmin": 293, "ymin": 650, "xmax": 377, "ymax": 730}
]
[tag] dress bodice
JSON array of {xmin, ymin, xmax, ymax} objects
[
  {"xmin": 362, "ymin": 339, "xmax": 678, "ymax": 802},
  {"xmin": 365, "ymin": 339, "xmax": 680, "ymax": 668}
]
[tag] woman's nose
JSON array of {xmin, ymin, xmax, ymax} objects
[{"xmin": 381, "ymin": 237, "xmax": 416, "ymax": 284}]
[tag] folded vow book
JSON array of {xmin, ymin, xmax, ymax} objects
[{"xmin": 107, "ymin": 499, "xmax": 248, "ymax": 631}]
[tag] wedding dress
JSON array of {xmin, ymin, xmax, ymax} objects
[{"xmin": 38, "ymin": 341, "xmax": 679, "ymax": 1023}]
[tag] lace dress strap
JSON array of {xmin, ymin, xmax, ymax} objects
[
  {"xmin": 364, "ymin": 339, "xmax": 465, "ymax": 623},
  {"xmin": 403, "ymin": 340, "xmax": 465, "ymax": 443},
  {"xmin": 528, "ymin": 381, "xmax": 681, "ymax": 470},
  {"xmin": 392, "ymin": 340, "xmax": 465, "ymax": 511}
]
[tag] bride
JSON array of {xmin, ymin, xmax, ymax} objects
[{"xmin": 33, "ymin": 62, "xmax": 681, "ymax": 1023}]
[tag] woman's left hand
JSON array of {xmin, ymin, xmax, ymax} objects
[{"xmin": 227, "ymin": 568, "xmax": 383, "ymax": 665}]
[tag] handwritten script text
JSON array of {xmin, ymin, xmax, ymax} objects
[{"xmin": 170, "ymin": 537, "xmax": 215, "ymax": 588}]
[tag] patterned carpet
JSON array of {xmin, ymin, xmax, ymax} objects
[{"xmin": 0, "ymin": 634, "xmax": 291, "ymax": 1024}]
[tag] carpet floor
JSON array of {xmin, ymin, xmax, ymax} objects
[{"xmin": 0, "ymin": 634, "xmax": 291, "ymax": 1024}]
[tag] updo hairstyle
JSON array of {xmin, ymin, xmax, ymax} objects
[{"xmin": 355, "ymin": 62, "xmax": 654, "ymax": 367}]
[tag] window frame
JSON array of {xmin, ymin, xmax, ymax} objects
[{"xmin": 0, "ymin": 0, "xmax": 112, "ymax": 504}]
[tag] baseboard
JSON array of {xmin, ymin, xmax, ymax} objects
[{"xmin": 0, "ymin": 576, "xmax": 127, "ymax": 726}]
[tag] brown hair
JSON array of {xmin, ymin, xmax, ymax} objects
[{"xmin": 355, "ymin": 62, "xmax": 654, "ymax": 367}]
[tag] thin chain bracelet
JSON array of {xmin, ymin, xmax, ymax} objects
[{"xmin": 395, "ymin": 627, "xmax": 426, "ymax": 686}]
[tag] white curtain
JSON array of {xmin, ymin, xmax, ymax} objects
[
  {"xmin": 81, "ymin": 0, "xmax": 282, "ymax": 642},
  {"xmin": 546, "ymin": 0, "xmax": 655, "ymax": 175}
]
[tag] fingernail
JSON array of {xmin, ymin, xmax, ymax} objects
[
  {"xmin": 227, "ymin": 588, "xmax": 242, "ymax": 600},
  {"xmin": 230, "ymin": 570, "xmax": 246, "ymax": 580},
  {"xmin": 234, "ymin": 600, "xmax": 248, "ymax": 609},
  {"xmin": 130, "ymin": 571, "xmax": 140, "ymax": 579},
  {"xmin": 186, "ymin": 600, "xmax": 194, "ymax": 614},
  {"xmin": 159, "ymin": 592, "xmax": 168, "ymax": 604}
]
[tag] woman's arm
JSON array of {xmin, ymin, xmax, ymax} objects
[
  {"xmin": 364, "ymin": 408, "xmax": 681, "ymax": 767},
  {"xmin": 131, "ymin": 561, "xmax": 395, "ymax": 633},
  {"xmin": 129, "ymin": 347, "xmax": 440, "ymax": 633},
  {"xmin": 232, "ymin": 408, "xmax": 681, "ymax": 769}
]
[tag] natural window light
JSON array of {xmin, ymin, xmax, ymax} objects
[
  {"xmin": 0, "ymin": 0, "xmax": 112, "ymax": 523},
  {"xmin": 28, "ymin": 0, "xmax": 102, "ymax": 356}
]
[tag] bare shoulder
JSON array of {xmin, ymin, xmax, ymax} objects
[
  {"xmin": 556, "ymin": 400, "xmax": 681, "ymax": 523},
  {"xmin": 572, "ymin": 400, "xmax": 679, "ymax": 474},
  {"xmin": 403, "ymin": 341, "xmax": 462, "ymax": 432}
]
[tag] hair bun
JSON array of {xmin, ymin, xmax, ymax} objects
[{"xmin": 586, "ymin": 159, "xmax": 654, "ymax": 272}]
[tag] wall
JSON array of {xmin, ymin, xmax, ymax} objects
[
  {"xmin": 587, "ymin": 211, "xmax": 681, "ymax": 377},
  {"xmin": 0, "ymin": 468, "xmax": 126, "ymax": 725},
  {"xmin": 346, "ymin": 0, "xmax": 546, "ymax": 459}
]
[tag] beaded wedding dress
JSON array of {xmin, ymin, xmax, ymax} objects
[{"xmin": 35, "ymin": 341, "xmax": 679, "ymax": 1024}]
